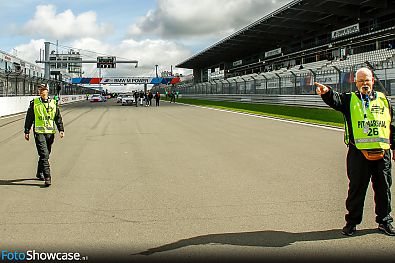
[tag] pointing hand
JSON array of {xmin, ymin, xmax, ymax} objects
[{"xmin": 314, "ymin": 82, "xmax": 330, "ymax": 95}]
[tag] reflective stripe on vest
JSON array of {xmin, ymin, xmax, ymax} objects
[
  {"xmin": 347, "ymin": 92, "xmax": 391, "ymax": 150},
  {"xmin": 33, "ymin": 98, "xmax": 57, "ymax": 134}
]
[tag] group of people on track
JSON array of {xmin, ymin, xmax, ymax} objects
[{"xmin": 132, "ymin": 90, "xmax": 161, "ymax": 107}]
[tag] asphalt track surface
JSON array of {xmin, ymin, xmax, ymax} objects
[{"xmin": 0, "ymin": 99, "xmax": 394, "ymax": 262}]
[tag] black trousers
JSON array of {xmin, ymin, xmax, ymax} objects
[
  {"xmin": 346, "ymin": 144, "xmax": 393, "ymax": 225},
  {"xmin": 34, "ymin": 133, "xmax": 54, "ymax": 179},
  {"xmin": 156, "ymin": 99, "xmax": 160, "ymax": 106}
]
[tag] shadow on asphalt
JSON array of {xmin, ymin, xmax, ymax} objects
[
  {"xmin": 0, "ymin": 178, "xmax": 46, "ymax": 188},
  {"xmin": 132, "ymin": 228, "xmax": 378, "ymax": 256}
]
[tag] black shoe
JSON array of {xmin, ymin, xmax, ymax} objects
[
  {"xmin": 342, "ymin": 223, "xmax": 356, "ymax": 236},
  {"xmin": 36, "ymin": 173, "xmax": 44, "ymax": 181},
  {"xmin": 378, "ymin": 223, "xmax": 395, "ymax": 236},
  {"xmin": 44, "ymin": 178, "xmax": 51, "ymax": 187}
]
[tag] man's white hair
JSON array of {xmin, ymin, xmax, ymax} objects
[{"xmin": 355, "ymin": 67, "xmax": 373, "ymax": 78}]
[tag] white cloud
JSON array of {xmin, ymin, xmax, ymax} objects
[
  {"xmin": 13, "ymin": 39, "xmax": 47, "ymax": 65},
  {"xmin": 11, "ymin": 0, "xmax": 293, "ymax": 84},
  {"xmin": 70, "ymin": 38, "xmax": 193, "ymax": 78},
  {"xmin": 117, "ymin": 39, "xmax": 192, "ymax": 72},
  {"xmin": 21, "ymin": 5, "xmax": 113, "ymax": 40},
  {"xmin": 128, "ymin": 0, "xmax": 292, "ymax": 40}
]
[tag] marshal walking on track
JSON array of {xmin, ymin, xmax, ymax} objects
[{"xmin": 24, "ymin": 84, "xmax": 65, "ymax": 187}]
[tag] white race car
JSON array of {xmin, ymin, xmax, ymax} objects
[
  {"xmin": 90, "ymin": 94, "xmax": 105, "ymax": 102},
  {"xmin": 121, "ymin": 95, "xmax": 136, "ymax": 106}
]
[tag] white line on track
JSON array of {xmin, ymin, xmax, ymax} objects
[{"xmin": 176, "ymin": 102, "xmax": 344, "ymax": 132}]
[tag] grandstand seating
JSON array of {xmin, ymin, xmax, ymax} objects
[
  {"xmin": 288, "ymin": 60, "xmax": 330, "ymax": 72},
  {"xmin": 221, "ymin": 49, "xmax": 395, "ymax": 83},
  {"xmin": 173, "ymin": 48, "xmax": 395, "ymax": 95},
  {"xmin": 219, "ymin": 49, "xmax": 395, "ymax": 82},
  {"xmin": 263, "ymin": 49, "xmax": 395, "ymax": 75},
  {"xmin": 331, "ymin": 48, "xmax": 395, "ymax": 68}
]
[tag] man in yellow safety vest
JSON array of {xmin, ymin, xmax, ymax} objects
[
  {"xmin": 315, "ymin": 67, "xmax": 395, "ymax": 236},
  {"xmin": 24, "ymin": 84, "xmax": 65, "ymax": 186}
]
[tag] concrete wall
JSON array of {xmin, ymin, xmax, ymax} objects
[{"xmin": 0, "ymin": 95, "xmax": 86, "ymax": 117}]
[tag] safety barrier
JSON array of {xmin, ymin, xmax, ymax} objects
[
  {"xmin": 0, "ymin": 95, "xmax": 86, "ymax": 117},
  {"xmin": 180, "ymin": 94, "xmax": 395, "ymax": 108}
]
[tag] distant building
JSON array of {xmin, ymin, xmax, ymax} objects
[
  {"xmin": 49, "ymin": 49, "xmax": 82, "ymax": 79},
  {"xmin": 0, "ymin": 49, "xmax": 43, "ymax": 77},
  {"xmin": 0, "ymin": 49, "xmax": 44, "ymax": 96}
]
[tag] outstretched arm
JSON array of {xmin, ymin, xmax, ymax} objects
[{"xmin": 313, "ymin": 82, "xmax": 347, "ymax": 113}]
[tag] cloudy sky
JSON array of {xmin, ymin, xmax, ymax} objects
[{"xmin": 1, "ymin": 0, "xmax": 291, "ymax": 88}]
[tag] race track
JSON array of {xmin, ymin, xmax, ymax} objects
[{"xmin": 0, "ymin": 99, "xmax": 394, "ymax": 261}]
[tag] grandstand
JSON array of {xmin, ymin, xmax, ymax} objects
[{"xmin": 174, "ymin": 0, "xmax": 395, "ymax": 97}]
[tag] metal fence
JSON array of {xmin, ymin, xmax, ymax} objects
[
  {"xmin": 179, "ymin": 94, "xmax": 395, "ymax": 108},
  {"xmin": 0, "ymin": 69, "xmax": 95, "ymax": 97},
  {"xmin": 170, "ymin": 62, "xmax": 395, "ymax": 97}
]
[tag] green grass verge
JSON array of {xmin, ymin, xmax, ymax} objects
[{"xmin": 168, "ymin": 97, "xmax": 344, "ymax": 127}]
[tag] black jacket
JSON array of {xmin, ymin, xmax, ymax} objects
[
  {"xmin": 321, "ymin": 89, "xmax": 395, "ymax": 150},
  {"xmin": 24, "ymin": 98, "xmax": 64, "ymax": 134}
]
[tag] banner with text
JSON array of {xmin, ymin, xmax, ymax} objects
[{"xmin": 100, "ymin": 77, "xmax": 153, "ymax": 84}]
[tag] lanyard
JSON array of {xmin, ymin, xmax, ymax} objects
[
  {"xmin": 360, "ymin": 93, "xmax": 370, "ymax": 118},
  {"xmin": 40, "ymin": 98, "xmax": 51, "ymax": 113},
  {"xmin": 360, "ymin": 93, "xmax": 370, "ymax": 133}
]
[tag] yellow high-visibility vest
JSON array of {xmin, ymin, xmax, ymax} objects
[
  {"xmin": 345, "ymin": 92, "xmax": 391, "ymax": 150},
  {"xmin": 33, "ymin": 98, "xmax": 57, "ymax": 134}
]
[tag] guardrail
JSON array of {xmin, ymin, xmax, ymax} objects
[
  {"xmin": 180, "ymin": 94, "xmax": 395, "ymax": 108},
  {"xmin": 0, "ymin": 95, "xmax": 86, "ymax": 117}
]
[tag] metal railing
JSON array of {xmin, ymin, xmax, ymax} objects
[
  {"xmin": 168, "ymin": 61, "xmax": 395, "ymax": 97},
  {"xmin": 0, "ymin": 70, "xmax": 96, "ymax": 97},
  {"xmin": 179, "ymin": 94, "xmax": 395, "ymax": 108}
]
